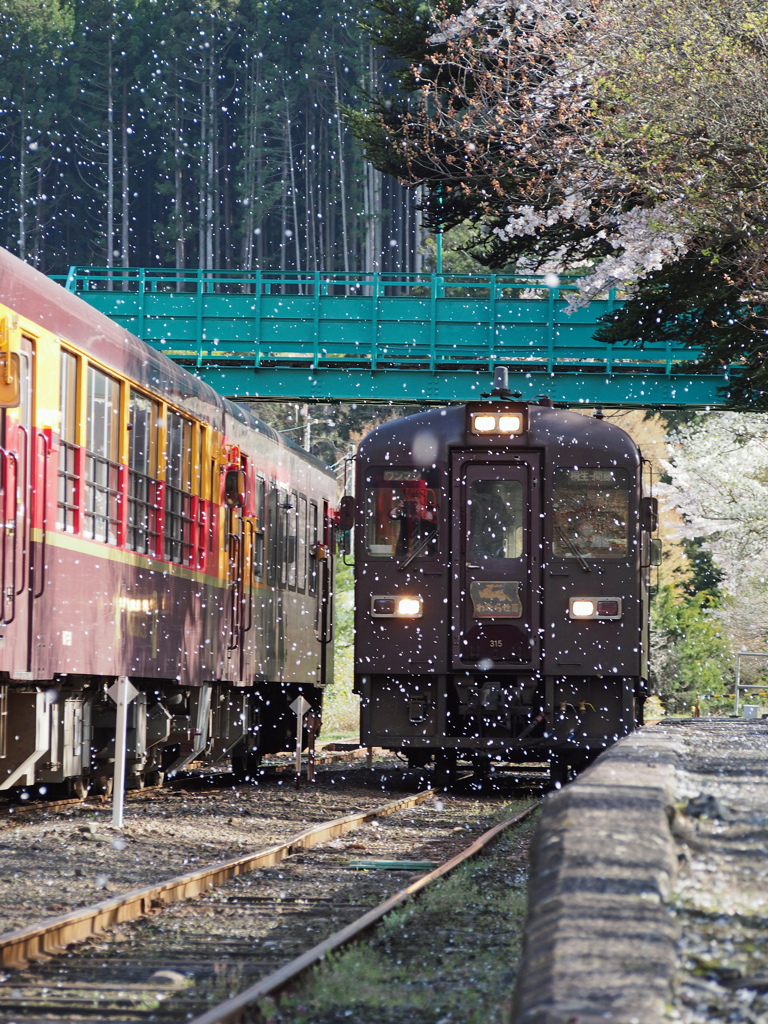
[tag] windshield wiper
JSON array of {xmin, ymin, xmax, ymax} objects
[
  {"xmin": 398, "ymin": 525, "xmax": 439, "ymax": 571},
  {"xmin": 557, "ymin": 525, "xmax": 591, "ymax": 572}
]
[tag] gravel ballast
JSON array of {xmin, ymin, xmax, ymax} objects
[{"xmin": 0, "ymin": 759, "xmax": 519, "ymax": 935}]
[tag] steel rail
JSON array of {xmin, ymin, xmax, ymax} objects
[
  {"xmin": 0, "ymin": 747, "xmax": 380, "ymax": 819},
  {"xmin": 0, "ymin": 788, "xmax": 435, "ymax": 968},
  {"xmin": 188, "ymin": 800, "xmax": 541, "ymax": 1024}
]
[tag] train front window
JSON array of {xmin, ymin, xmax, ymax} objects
[
  {"xmin": 365, "ymin": 469, "xmax": 440, "ymax": 559},
  {"xmin": 467, "ymin": 479, "xmax": 524, "ymax": 560},
  {"xmin": 552, "ymin": 468, "xmax": 629, "ymax": 559}
]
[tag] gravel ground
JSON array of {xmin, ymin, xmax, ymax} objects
[
  {"xmin": 0, "ymin": 757, "xmax": 532, "ymax": 936},
  {"xmin": 0, "ymin": 758, "xmax": 540, "ymax": 1023},
  {"xmin": 663, "ymin": 718, "xmax": 768, "ymax": 1023}
]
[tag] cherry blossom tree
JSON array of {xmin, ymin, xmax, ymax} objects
[
  {"xmin": 352, "ymin": 0, "xmax": 768, "ymax": 318},
  {"xmin": 660, "ymin": 411, "xmax": 768, "ymax": 648}
]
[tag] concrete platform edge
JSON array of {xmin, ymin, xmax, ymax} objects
[{"xmin": 512, "ymin": 731, "xmax": 685, "ymax": 1024}]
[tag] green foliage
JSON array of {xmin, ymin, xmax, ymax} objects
[
  {"xmin": 594, "ymin": 246, "xmax": 768, "ymax": 410},
  {"xmin": 349, "ymin": 0, "xmax": 768, "ymax": 405},
  {"xmin": 678, "ymin": 538, "xmax": 725, "ymax": 606},
  {"xmin": 651, "ymin": 586, "xmax": 733, "ymax": 712},
  {"xmin": 334, "ymin": 556, "xmax": 354, "ymax": 653}
]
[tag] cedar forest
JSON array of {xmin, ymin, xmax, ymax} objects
[{"xmin": 0, "ymin": 0, "xmax": 425, "ymax": 276}]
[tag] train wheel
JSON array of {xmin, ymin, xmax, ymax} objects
[
  {"xmin": 550, "ymin": 754, "xmax": 590, "ymax": 790},
  {"xmin": 406, "ymin": 750, "xmax": 432, "ymax": 770},
  {"xmin": 434, "ymin": 750, "xmax": 457, "ymax": 791},
  {"xmin": 68, "ymin": 777, "xmax": 90, "ymax": 800},
  {"xmin": 232, "ymin": 751, "xmax": 262, "ymax": 783},
  {"xmin": 549, "ymin": 757, "xmax": 569, "ymax": 790},
  {"xmin": 470, "ymin": 753, "xmax": 493, "ymax": 777}
]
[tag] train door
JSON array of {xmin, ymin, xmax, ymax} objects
[
  {"xmin": 0, "ymin": 338, "xmax": 30, "ymax": 674},
  {"xmin": 450, "ymin": 454, "xmax": 541, "ymax": 670},
  {"xmin": 225, "ymin": 454, "xmax": 250, "ymax": 681},
  {"xmin": 315, "ymin": 499, "xmax": 333, "ymax": 688},
  {"xmin": 18, "ymin": 339, "xmax": 40, "ymax": 677}
]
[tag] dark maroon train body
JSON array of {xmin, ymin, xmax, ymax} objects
[
  {"xmin": 0, "ymin": 247, "xmax": 335, "ymax": 795},
  {"xmin": 352, "ymin": 394, "xmax": 657, "ymax": 783}
]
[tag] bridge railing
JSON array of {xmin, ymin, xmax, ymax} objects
[
  {"xmin": 65, "ymin": 266, "xmax": 590, "ymax": 298},
  {"xmin": 63, "ymin": 267, "xmax": 696, "ymax": 377}
]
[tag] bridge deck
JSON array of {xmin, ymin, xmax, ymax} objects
[{"xmin": 64, "ymin": 268, "xmax": 731, "ymax": 406}]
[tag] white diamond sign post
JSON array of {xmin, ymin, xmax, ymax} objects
[
  {"xmin": 289, "ymin": 695, "xmax": 312, "ymax": 785},
  {"xmin": 107, "ymin": 676, "xmax": 140, "ymax": 829}
]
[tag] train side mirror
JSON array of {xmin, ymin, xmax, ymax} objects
[
  {"xmin": 337, "ymin": 495, "xmax": 355, "ymax": 558},
  {"xmin": 337, "ymin": 495, "xmax": 355, "ymax": 531},
  {"xmin": 650, "ymin": 538, "xmax": 662, "ymax": 567},
  {"xmin": 224, "ymin": 468, "xmax": 247, "ymax": 508},
  {"xmin": 641, "ymin": 496, "xmax": 658, "ymax": 532},
  {"xmin": 0, "ymin": 352, "xmax": 20, "ymax": 408}
]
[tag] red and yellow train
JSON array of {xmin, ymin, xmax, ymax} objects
[{"xmin": 0, "ymin": 247, "xmax": 336, "ymax": 794}]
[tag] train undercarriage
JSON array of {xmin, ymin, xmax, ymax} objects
[
  {"xmin": 358, "ymin": 670, "xmax": 648, "ymax": 787},
  {"xmin": 0, "ymin": 678, "xmax": 323, "ymax": 797}
]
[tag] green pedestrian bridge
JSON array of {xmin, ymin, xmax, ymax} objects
[{"xmin": 64, "ymin": 267, "xmax": 731, "ymax": 407}]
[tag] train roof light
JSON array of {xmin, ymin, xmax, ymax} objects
[
  {"xmin": 470, "ymin": 412, "xmax": 524, "ymax": 436},
  {"xmin": 472, "ymin": 414, "xmax": 497, "ymax": 433},
  {"xmin": 498, "ymin": 413, "xmax": 523, "ymax": 433},
  {"xmin": 468, "ymin": 404, "xmax": 526, "ymax": 438}
]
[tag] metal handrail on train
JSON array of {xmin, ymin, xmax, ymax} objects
[
  {"xmin": 227, "ymin": 530, "xmax": 242, "ymax": 652},
  {"xmin": 0, "ymin": 448, "xmax": 18, "ymax": 626},
  {"xmin": 15, "ymin": 425, "xmax": 27, "ymax": 598},
  {"xmin": 33, "ymin": 431, "xmax": 49, "ymax": 599},
  {"xmin": 243, "ymin": 517, "xmax": 255, "ymax": 635}
]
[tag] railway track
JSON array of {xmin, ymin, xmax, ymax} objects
[
  {"xmin": 0, "ymin": 746, "xmax": 381, "ymax": 822},
  {"xmin": 0, "ymin": 787, "xmax": 538, "ymax": 1023}
]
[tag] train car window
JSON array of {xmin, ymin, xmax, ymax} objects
[
  {"xmin": 267, "ymin": 483, "xmax": 278, "ymax": 587},
  {"xmin": 252, "ymin": 476, "xmax": 265, "ymax": 580},
  {"xmin": 209, "ymin": 456, "xmax": 217, "ymax": 553},
  {"xmin": 467, "ymin": 479, "xmax": 524, "ymax": 560},
  {"xmin": 309, "ymin": 500, "xmax": 318, "ymax": 595},
  {"xmin": 277, "ymin": 488, "xmax": 290, "ymax": 589},
  {"xmin": 18, "ymin": 341, "xmax": 32, "ymax": 436},
  {"xmin": 298, "ymin": 494, "xmax": 307, "ymax": 593},
  {"xmin": 195, "ymin": 426, "xmax": 204, "ymax": 498},
  {"xmin": 57, "ymin": 350, "xmax": 78, "ymax": 533},
  {"xmin": 165, "ymin": 410, "xmax": 194, "ymax": 564},
  {"xmin": 127, "ymin": 392, "xmax": 159, "ymax": 555},
  {"xmin": 552, "ymin": 468, "xmax": 630, "ymax": 559},
  {"xmin": 287, "ymin": 489, "xmax": 298, "ymax": 590},
  {"xmin": 84, "ymin": 366, "xmax": 120, "ymax": 544},
  {"xmin": 364, "ymin": 468, "xmax": 440, "ymax": 558}
]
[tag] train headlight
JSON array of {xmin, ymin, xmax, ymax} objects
[
  {"xmin": 472, "ymin": 414, "xmax": 497, "ymax": 433},
  {"xmin": 371, "ymin": 595, "xmax": 423, "ymax": 618},
  {"xmin": 498, "ymin": 413, "xmax": 523, "ymax": 433},
  {"xmin": 569, "ymin": 598, "xmax": 622, "ymax": 620},
  {"xmin": 470, "ymin": 412, "xmax": 524, "ymax": 435},
  {"xmin": 397, "ymin": 597, "xmax": 422, "ymax": 617}
]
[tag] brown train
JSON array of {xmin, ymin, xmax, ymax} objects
[
  {"xmin": 0, "ymin": 247, "xmax": 335, "ymax": 795},
  {"xmin": 349, "ymin": 371, "xmax": 659, "ymax": 787}
]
